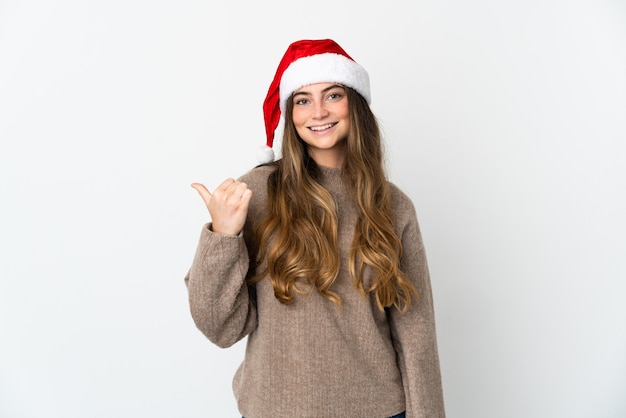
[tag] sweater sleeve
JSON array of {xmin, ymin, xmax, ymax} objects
[
  {"xmin": 388, "ymin": 214, "xmax": 446, "ymax": 418},
  {"xmin": 184, "ymin": 223, "xmax": 257, "ymax": 348}
]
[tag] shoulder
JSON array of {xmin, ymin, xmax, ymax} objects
[
  {"xmin": 387, "ymin": 181, "xmax": 417, "ymax": 217},
  {"xmin": 387, "ymin": 181, "xmax": 424, "ymax": 240},
  {"xmin": 237, "ymin": 163, "xmax": 277, "ymax": 222}
]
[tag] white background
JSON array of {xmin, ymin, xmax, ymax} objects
[{"xmin": 1, "ymin": 1, "xmax": 625, "ymax": 417}]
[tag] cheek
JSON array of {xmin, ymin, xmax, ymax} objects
[
  {"xmin": 291, "ymin": 115, "xmax": 308, "ymax": 138},
  {"xmin": 335, "ymin": 104, "xmax": 350, "ymax": 126},
  {"xmin": 294, "ymin": 125, "xmax": 307, "ymax": 139},
  {"xmin": 338, "ymin": 102, "xmax": 350, "ymax": 119},
  {"xmin": 291, "ymin": 108, "xmax": 307, "ymax": 127}
]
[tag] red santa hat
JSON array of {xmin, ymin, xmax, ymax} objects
[{"xmin": 258, "ymin": 39, "xmax": 371, "ymax": 163}]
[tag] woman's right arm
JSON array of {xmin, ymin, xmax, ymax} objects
[
  {"xmin": 184, "ymin": 178, "xmax": 257, "ymax": 348},
  {"xmin": 184, "ymin": 224, "xmax": 257, "ymax": 348}
]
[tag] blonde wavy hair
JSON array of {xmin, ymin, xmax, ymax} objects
[{"xmin": 252, "ymin": 87, "xmax": 417, "ymax": 312}]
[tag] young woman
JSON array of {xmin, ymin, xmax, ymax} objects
[{"xmin": 185, "ymin": 39, "xmax": 445, "ymax": 418}]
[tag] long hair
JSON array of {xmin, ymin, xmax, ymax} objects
[{"xmin": 252, "ymin": 87, "xmax": 417, "ymax": 312}]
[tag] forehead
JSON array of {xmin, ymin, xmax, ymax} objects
[{"xmin": 293, "ymin": 82, "xmax": 345, "ymax": 94}]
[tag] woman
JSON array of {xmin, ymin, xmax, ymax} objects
[{"xmin": 185, "ymin": 39, "xmax": 445, "ymax": 418}]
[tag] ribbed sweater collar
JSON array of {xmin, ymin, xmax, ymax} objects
[{"xmin": 317, "ymin": 165, "xmax": 346, "ymax": 193}]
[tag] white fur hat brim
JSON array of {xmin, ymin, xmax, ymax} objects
[{"xmin": 278, "ymin": 52, "xmax": 371, "ymax": 113}]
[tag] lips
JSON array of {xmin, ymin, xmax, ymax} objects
[{"xmin": 308, "ymin": 122, "xmax": 337, "ymax": 132}]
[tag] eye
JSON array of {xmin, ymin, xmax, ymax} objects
[
  {"xmin": 294, "ymin": 97, "xmax": 309, "ymax": 105},
  {"xmin": 327, "ymin": 90, "xmax": 344, "ymax": 101}
]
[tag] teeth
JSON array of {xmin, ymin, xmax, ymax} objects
[{"xmin": 309, "ymin": 123, "xmax": 334, "ymax": 131}]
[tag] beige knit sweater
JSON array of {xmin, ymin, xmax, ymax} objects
[{"xmin": 185, "ymin": 165, "xmax": 445, "ymax": 418}]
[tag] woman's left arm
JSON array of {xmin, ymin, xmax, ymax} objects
[{"xmin": 388, "ymin": 213, "xmax": 446, "ymax": 418}]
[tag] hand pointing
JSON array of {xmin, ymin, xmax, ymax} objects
[{"xmin": 191, "ymin": 178, "xmax": 252, "ymax": 236}]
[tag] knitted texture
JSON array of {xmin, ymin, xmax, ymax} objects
[{"xmin": 185, "ymin": 165, "xmax": 445, "ymax": 418}]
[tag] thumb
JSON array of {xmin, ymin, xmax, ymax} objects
[{"xmin": 191, "ymin": 182, "xmax": 212, "ymax": 207}]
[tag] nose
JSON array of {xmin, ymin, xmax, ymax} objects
[{"xmin": 312, "ymin": 100, "xmax": 329, "ymax": 119}]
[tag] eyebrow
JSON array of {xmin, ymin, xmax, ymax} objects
[{"xmin": 292, "ymin": 84, "xmax": 345, "ymax": 97}]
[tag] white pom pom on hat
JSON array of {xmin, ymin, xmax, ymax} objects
[
  {"xmin": 260, "ymin": 39, "xmax": 371, "ymax": 163},
  {"xmin": 257, "ymin": 144, "xmax": 276, "ymax": 164}
]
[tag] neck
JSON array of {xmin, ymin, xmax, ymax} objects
[{"xmin": 308, "ymin": 150, "xmax": 345, "ymax": 169}]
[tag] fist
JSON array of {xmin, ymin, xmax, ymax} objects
[{"xmin": 191, "ymin": 178, "xmax": 252, "ymax": 236}]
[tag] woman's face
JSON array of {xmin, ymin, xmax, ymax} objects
[{"xmin": 291, "ymin": 82, "xmax": 350, "ymax": 168}]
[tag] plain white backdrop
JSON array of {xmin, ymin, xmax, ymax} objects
[{"xmin": 1, "ymin": 0, "xmax": 625, "ymax": 417}]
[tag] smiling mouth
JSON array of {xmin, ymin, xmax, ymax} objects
[{"xmin": 309, "ymin": 122, "xmax": 337, "ymax": 132}]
